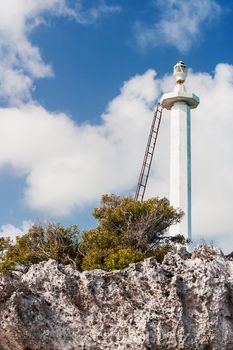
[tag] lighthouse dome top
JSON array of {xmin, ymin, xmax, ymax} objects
[{"xmin": 173, "ymin": 61, "xmax": 188, "ymax": 84}]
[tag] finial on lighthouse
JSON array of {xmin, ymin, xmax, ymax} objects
[
  {"xmin": 160, "ymin": 61, "xmax": 199, "ymax": 110},
  {"xmin": 174, "ymin": 61, "xmax": 188, "ymax": 84}
]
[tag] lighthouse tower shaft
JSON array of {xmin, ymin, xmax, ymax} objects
[
  {"xmin": 161, "ymin": 61, "xmax": 199, "ymax": 241},
  {"xmin": 170, "ymin": 102, "xmax": 191, "ymax": 239}
]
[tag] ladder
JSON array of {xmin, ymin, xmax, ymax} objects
[{"xmin": 135, "ymin": 103, "xmax": 163, "ymax": 202}]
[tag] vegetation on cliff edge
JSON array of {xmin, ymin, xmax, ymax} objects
[{"xmin": 0, "ymin": 194, "xmax": 186, "ymax": 272}]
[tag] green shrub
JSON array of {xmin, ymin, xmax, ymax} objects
[
  {"xmin": 81, "ymin": 194, "xmax": 185, "ymax": 271},
  {"xmin": 104, "ymin": 248, "xmax": 145, "ymax": 271},
  {"xmin": 0, "ymin": 223, "xmax": 82, "ymax": 272},
  {"xmin": 0, "ymin": 194, "xmax": 186, "ymax": 273},
  {"xmin": 0, "ymin": 237, "xmax": 11, "ymax": 255},
  {"xmin": 82, "ymin": 247, "xmax": 145, "ymax": 271},
  {"xmin": 149, "ymin": 245, "xmax": 171, "ymax": 263}
]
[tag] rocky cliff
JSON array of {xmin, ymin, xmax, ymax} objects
[{"xmin": 0, "ymin": 245, "xmax": 233, "ymax": 350}]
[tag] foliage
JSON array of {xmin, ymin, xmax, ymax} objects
[
  {"xmin": 148, "ymin": 245, "xmax": 171, "ymax": 263},
  {"xmin": 0, "ymin": 237, "xmax": 11, "ymax": 255},
  {"xmin": 0, "ymin": 223, "xmax": 82, "ymax": 272},
  {"xmin": 81, "ymin": 194, "xmax": 185, "ymax": 271},
  {"xmin": 0, "ymin": 194, "xmax": 186, "ymax": 273},
  {"xmin": 82, "ymin": 247, "xmax": 145, "ymax": 272}
]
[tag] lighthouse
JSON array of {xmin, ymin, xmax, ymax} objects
[{"xmin": 160, "ymin": 62, "xmax": 199, "ymax": 241}]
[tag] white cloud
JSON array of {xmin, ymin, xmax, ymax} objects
[
  {"xmin": 134, "ymin": 0, "xmax": 221, "ymax": 52},
  {"xmin": 0, "ymin": 0, "xmax": 121, "ymax": 105},
  {"xmin": 0, "ymin": 70, "xmax": 159, "ymax": 216},
  {"xmin": 72, "ymin": 0, "xmax": 121, "ymax": 24},
  {"xmin": 1, "ymin": 64, "xmax": 233, "ymax": 252},
  {"xmin": 0, "ymin": 220, "xmax": 33, "ymax": 241},
  {"xmin": 1, "ymin": 1, "xmax": 232, "ymax": 253}
]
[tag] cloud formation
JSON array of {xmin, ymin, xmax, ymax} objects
[
  {"xmin": 0, "ymin": 0, "xmax": 120, "ymax": 105},
  {"xmin": 0, "ymin": 220, "xmax": 33, "ymax": 242},
  {"xmin": 0, "ymin": 1, "xmax": 232, "ymax": 252},
  {"xmin": 0, "ymin": 64, "xmax": 233, "ymax": 249},
  {"xmin": 134, "ymin": 0, "xmax": 221, "ymax": 52},
  {"xmin": 0, "ymin": 63, "xmax": 233, "ymax": 251},
  {"xmin": 0, "ymin": 70, "xmax": 159, "ymax": 216}
]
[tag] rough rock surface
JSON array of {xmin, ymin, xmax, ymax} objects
[{"xmin": 1, "ymin": 245, "xmax": 233, "ymax": 349}]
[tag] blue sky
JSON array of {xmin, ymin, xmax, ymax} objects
[{"xmin": 0, "ymin": 0, "xmax": 233, "ymax": 252}]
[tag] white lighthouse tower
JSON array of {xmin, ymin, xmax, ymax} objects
[{"xmin": 160, "ymin": 62, "xmax": 199, "ymax": 241}]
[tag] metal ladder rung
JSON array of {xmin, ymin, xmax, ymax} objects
[{"xmin": 135, "ymin": 103, "xmax": 163, "ymax": 202}]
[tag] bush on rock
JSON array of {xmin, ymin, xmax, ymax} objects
[
  {"xmin": 81, "ymin": 194, "xmax": 185, "ymax": 271},
  {"xmin": 0, "ymin": 195, "xmax": 186, "ymax": 273}
]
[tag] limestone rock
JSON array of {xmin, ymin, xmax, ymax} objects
[{"xmin": 0, "ymin": 245, "xmax": 233, "ymax": 349}]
